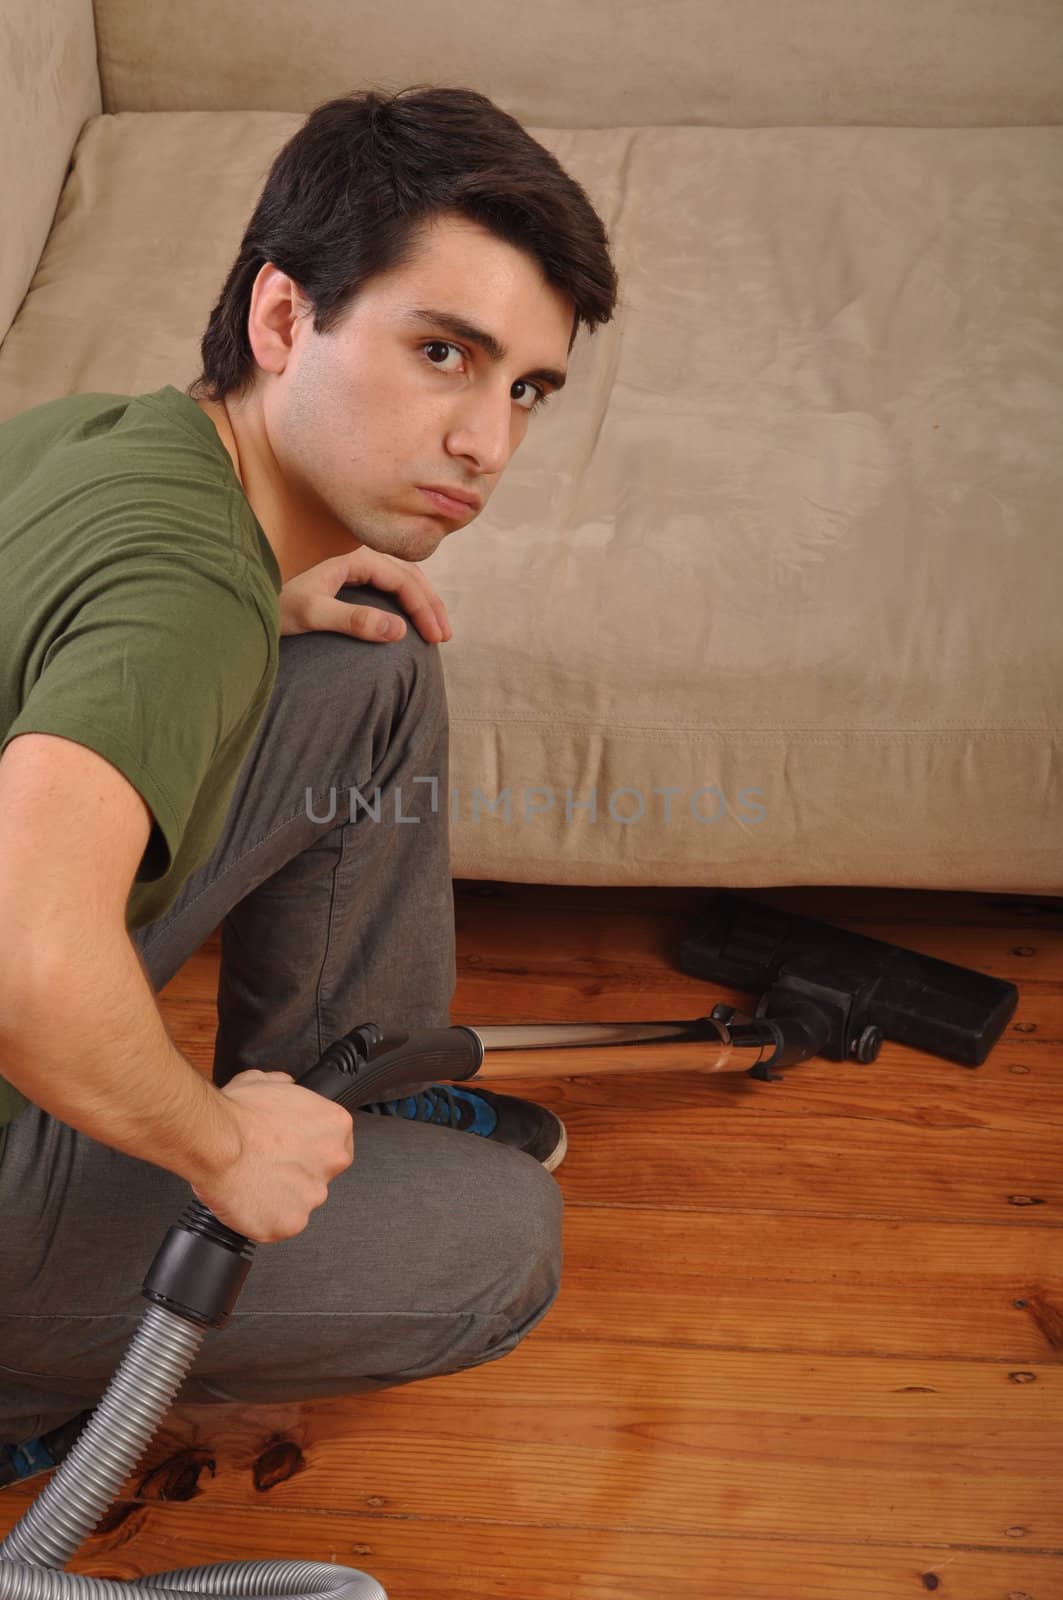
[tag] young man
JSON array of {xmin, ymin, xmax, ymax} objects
[{"xmin": 0, "ymin": 86, "xmax": 618, "ymax": 1461}]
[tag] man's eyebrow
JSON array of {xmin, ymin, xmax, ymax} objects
[{"xmin": 404, "ymin": 307, "xmax": 568, "ymax": 392}]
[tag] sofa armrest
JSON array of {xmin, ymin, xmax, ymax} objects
[{"xmin": 0, "ymin": 0, "xmax": 101, "ymax": 347}]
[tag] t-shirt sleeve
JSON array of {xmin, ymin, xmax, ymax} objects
[{"xmin": 0, "ymin": 558, "xmax": 275, "ymax": 884}]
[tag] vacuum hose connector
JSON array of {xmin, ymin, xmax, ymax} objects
[{"xmin": 710, "ymin": 997, "xmax": 833, "ymax": 1080}]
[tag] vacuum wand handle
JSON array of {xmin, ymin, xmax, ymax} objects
[{"xmin": 295, "ymin": 1023, "xmax": 484, "ymax": 1110}]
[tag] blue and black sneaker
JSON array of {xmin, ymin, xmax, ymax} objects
[
  {"xmin": 361, "ymin": 1084, "xmax": 567, "ymax": 1172},
  {"xmin": 0, "ymin": 1409, "xmax": 94, "ymax": 1490}
]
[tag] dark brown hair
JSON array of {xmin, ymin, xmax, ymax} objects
[{"xmin": 188, "ymin": 85, "xmax": 620, "ymax": 403}]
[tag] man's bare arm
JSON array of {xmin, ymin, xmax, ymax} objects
[{"xmin": 0, "ymin": 733, "xmax": 352, "ymax": 1241}]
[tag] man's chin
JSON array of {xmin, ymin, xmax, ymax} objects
[
  {"xmin": 408, "ymin": 525, "xmax": 452, "ymax": 561},
  {"xmin": 342, "ymin": 518, "xmax": 448, "ymax": 563},
  {"xmin": 383, "ymin": 518, "xmax": 453, "ymax": 563}
]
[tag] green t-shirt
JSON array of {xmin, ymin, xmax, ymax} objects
[{"xmin": 0, "ymin": 385, "xmax": 282, "ymax": 1139}]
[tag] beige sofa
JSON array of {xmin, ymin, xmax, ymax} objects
[{"xmin": 3, "ymin": 0, "xmax": 1061, "ymax": 893}]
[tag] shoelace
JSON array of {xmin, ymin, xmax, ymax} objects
[{"xmin": 366, "ymin": 1086, "xmax": 467, "ymax": 1128}]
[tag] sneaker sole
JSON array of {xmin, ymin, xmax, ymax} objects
[{"xmin": 542, "ymin": 1118, "xmax": 568, "ymax": 1174}]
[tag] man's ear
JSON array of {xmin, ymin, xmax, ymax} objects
[{"xmin": 246, "ymin": 264, "xmax": 314, "ymax": 378}]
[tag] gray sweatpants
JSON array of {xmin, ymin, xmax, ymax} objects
[{"xmin": 0, "ymin": 585, "xmax": 562, "ymax": 1446}]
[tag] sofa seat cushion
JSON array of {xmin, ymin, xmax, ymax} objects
[{"xmin": 1, "ymin": 113, "xmax": 1060, "ymax": 889}]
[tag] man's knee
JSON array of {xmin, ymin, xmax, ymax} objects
[
  {"xmin": 480, "ymin": 1152, "xmax": 564, "ymax": 1343},
  {"xmin": 273, "ymin": 582, "xmax": 449, "ymax": 801},
  {"xmin": 331, "ymin": 582, "xmax": 447, "ymax": 713}
]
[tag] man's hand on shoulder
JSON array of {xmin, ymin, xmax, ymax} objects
[{"xmin": 278, "ymin": 551, "xmax": 453, "ymax": 645}]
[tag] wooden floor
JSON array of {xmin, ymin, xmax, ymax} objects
[{"xmin": 2, "ymin": 880, "xmax": 1062, "ymax": 1598}]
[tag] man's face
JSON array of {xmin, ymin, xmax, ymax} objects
[{"xmin": 261, "ymin": 212, "xmax": 575, "ymax": 562}]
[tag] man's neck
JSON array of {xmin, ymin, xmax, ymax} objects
[{"xmin": 193, "ymin": 393, "xmax": 359, "ymax": 583}]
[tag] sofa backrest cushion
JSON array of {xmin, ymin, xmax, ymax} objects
[
  {"xmin": 92, "ymin": 0, "xmax": 1063, "ymax": 127},
  {"xmin": 0, "ymin": 0, "xmax": 100, "ymax": 347}
]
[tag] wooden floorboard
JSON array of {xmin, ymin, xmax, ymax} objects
[
  {"xmin": 59, "ymin": 1505, "xmax": 1063, "ymax": 1600},
  {"xmin": 2, "ymin": 881, "xmax": 1061, "ymax": 1598}
]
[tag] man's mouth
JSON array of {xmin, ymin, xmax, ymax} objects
[{"xmin": 417, "ymin": 486, "xmax": 482, "ymax": 518}]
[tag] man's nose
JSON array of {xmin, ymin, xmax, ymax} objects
[{"xmin": 445, "ymin": 393, "xmax": 515, "ymax": 477}]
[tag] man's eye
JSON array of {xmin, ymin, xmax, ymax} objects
[
  {"xmin": 514, "ymin": 382, "xmax": 550, "ymax": 415},
  {"xmin": 423, "ymin": 340, "xmax": 464, "ymax": 373}
]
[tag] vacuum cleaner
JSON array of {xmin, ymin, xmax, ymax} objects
[{"xmin": 0, "ymin": 893, "xmax": 1019, "ymax": 1599}]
